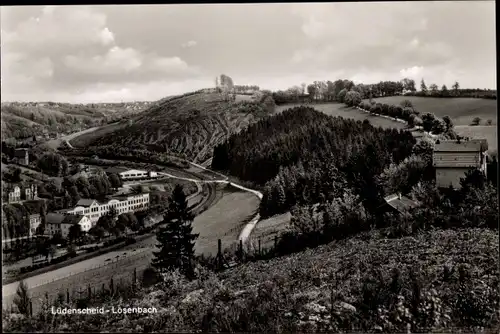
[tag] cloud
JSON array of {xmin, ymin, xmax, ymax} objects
[
  {"xmin": 181, "ymin": 40, "xmax": 197, "ymax": 48},
  {"xmin": 399, "ymin": 66, "xmax": 424, "ymax": 79},
  {"xmin": 3, "ymin": 6, "xmax": 115, "ymax": 54},
  {"xmin": 1, "ymin": 6, "xmax": 199, "ymax": 101},
  {"xmin": 62, "ymin": 47, "xmax": 197, "ymax": 83},
  {"xmin": 1, "ymin": 3, "xmax": 495, "ymax": 102},
  {"xmin": 64, "ymin": 47, "xmax": 143, "ymax": 75}
]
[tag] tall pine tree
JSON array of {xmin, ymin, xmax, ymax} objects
[{"xmin": 152, "ymin": 185, "xmax": 198, "ymax": 278}]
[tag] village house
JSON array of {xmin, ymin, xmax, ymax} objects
[
  {"xmin": 29, "ymin": 213, "xmax": 42, "ymax": 236},
  {"xmin": 45, "ymin": 213, "xmax": 91, "ymax": 238},
  {"xmin": 14, "ymin": 148, "xmax": 29, "ymax": 165},
  {"xmin": 3, "ymin": 184, "xmax": 38, "ymax": 204},
  {"xmin": 433, "ymin": 138, "xmax": 488, "ymax": 189},
  {"xmin": 56, "ymin": 193, "xmax": 150, "ymax": 225}
]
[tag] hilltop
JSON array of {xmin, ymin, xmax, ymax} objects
[
  {"xmin": 1, "ymin": 101, "xmax": 154, "ymax": 140},
  {"xmin": 70, "ymin": 91, "xmax": 275, "ymax": 163}
]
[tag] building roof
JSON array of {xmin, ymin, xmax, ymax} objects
[
  {"xmin": 62, "ymin": 214, "xmax": 85, "ymax": 225},
  {"xmin": 76, "ymin": 199, "xmax": 98, "ymax": 207},
  {"xmin": 434, "ymin": 139, "xmax": 488, "ymax": 152},
  {"xmin": 14, "ymin": 148, "xmax": 28, "ymax": 157},
  {"xmin": 46, "ymin": 213, "xmax": 66, "ymax": 225},
  {"xmin": 104, "ymin": 167, "xmax": 129, "ymax": 174},
  {"xmin": 384, "ymin": 194, "xmax": 419, "ymax": 213},
  {"xmin": 120, "ymin": 169, "xmax": 147, "ymax": 174}
]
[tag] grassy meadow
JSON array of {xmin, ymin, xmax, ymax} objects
[
  {"xmin": 276, "ymin": 103, "xmax": 408, "ymax": 130},
  {"xmin": 369, "ymin": 96, "xmax": 497, "ymax": 126}
]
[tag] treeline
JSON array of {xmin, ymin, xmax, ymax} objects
[
  {"xmin": 63, "ymin": 146, "xmax": 189, "ymax": 169},
  {"xmin": 212, "ymin": 106, "xmax": 416, "ymax": 217},
  {"xmin": 272, "ymin": 79, "xmax": 408, "ymax": 105},
  {"xmin": 357, "ymin": 99, "xmax": 457, "ymax": 137},
  {"xmin": 233, "ymin": 85, "xmax": 260, "ymax": 93},
  {"xmin": 409, "ymin": 80, "xmax": 496, "ymax": 99},
  {"xmin": 271, "ymin": 78, "xmax": 495, "ymax": 105}
]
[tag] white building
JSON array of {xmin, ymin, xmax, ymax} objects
[
  {"xmin": 29, "ymin": 214, "xmax": 42, "ymax": 237},
  {"xmin": 60, "ymin": 193, "xmax": 150, "ymax": 224},
  {"xmin": 45, "ymin": 213, "xmax": 92, "ymax": 238},
  {"xmin": 105, "ymin": 167, "xmax": 159, "ymax": 181},
  {"xmin": 433, "ymin": 139, "xmax": 488, "ymax": 189}
]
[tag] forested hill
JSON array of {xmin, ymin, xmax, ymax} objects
[
  {"xmin": 79, "ymin": 91, "xmax": 275, "ymax": 163},
  {"xmin": 211, "ymin": 106, "xmax": 416, "ymax": 217}
]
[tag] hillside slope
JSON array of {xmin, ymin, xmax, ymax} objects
[
  {"xmin": 74, "ymin": 92, "xmax": 272, "ymax": 163},
  {"xmin": 4, "ymin": 228, "xmax": 497, "ymax": 332},
  {"xmin": 1, "ymin": 102, "xmax": 153, "ymax": 140}
]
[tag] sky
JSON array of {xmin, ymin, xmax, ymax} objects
[{"xmin": 1, "ymin": 2, "xmax": 496, "ymax": 103}]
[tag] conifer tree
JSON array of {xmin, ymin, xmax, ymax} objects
[{"xmin": 152, "ymin": 185, "xmax": 198, "ymax": 278}]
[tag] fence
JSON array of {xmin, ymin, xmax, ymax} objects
[
  {"xmin": 3, "ymin": 231, "xmax": 286, "ymax": 316},
  {"xmin": 3, "ymin": 249, "xmax": 153, "ymax": 315}
]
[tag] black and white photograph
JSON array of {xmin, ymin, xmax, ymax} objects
[{"xmin": 1, "ymin": 2, "xmax": 498, "ymax": 332}]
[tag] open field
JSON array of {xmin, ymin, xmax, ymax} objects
[
  {"xmin": 369, "ymin": 96, "xmax": 497, "ymax": 126},
  {"xmin": 248, "ymin": 212, "xmax": 292, "ymax": 249},
  {"xmin": 69, "ymin": 121, "xmax": 128, "ymax": 148},
  {"xmin": 454, "ymin": 125, "xmax": 498, "ymax": 155},
  {"xmin": 276, "ymin": 103, "xmax": 407, "ymax": 130},
  {"xmin": 234, "ymin": 94, "xmax": 254, "ymax": 102},
  {"xmin": 193, "ymin": 184, "xmax": 261, "ymax": 256},
  {"xmin": 2, "ymin": 245, "xmax": 153, "ymax": 313}
]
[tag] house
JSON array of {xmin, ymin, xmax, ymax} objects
[
  {"xmin": 3, "ymin": 184, "xmax": 38, "ymax": 203},
  {"xmin": 60, "ymin": 193, "xmax": 150, "ymax": 224},
  {"xmin": 45, "ymin": 213, "xmax": 91, "ymax": 238},
  {"xmin": 24, "ymin": 184, "xmax": 38, "ymax": 201},
  {"xmin": 14, "ymin": 148, "xmax": 29, "ymax": 165},
  {"xmin": 29, "ymin": 214, "xmax": 42, "ymax": 236},
  {"xmin": 6, "ymin": 186, "xmax": 21, "ymax": 203},
  {"xmin": 433, "ymin": 139, "xmax": 488, "ymax": 189},
  {"xmin": 383, "ymin": 193, "xmax": 420, "ymax": 215}
]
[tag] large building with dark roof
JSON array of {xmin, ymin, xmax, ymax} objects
[
  {"xmin": 45, "ymin": 213, "xmax": 91, "ymax": 238},
  {"xmin": 433, "ymin": 139, "xmax": 488, "ymax": 189}
]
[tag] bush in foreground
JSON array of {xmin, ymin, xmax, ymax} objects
[{"xmin": 3, "ymin": 229, "xmax": 498, "ymax": 333}]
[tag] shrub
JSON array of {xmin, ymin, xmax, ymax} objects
[
  {"xmin": 13, "ymin": 280, "xmax": 30, "ymax": 316},
  {"xmin": 471, "ymin": 117, "xmax": 481, "ymax": 126},
  {"xmin": 370, "ymin": 104, "xmax": 381, "ymax": 114},
  {"xmin": 486, "ymin": 119, "xmax": 492, "ymax": 125},
  {"xmin": 400, "ymin": 99, "xmax": 414, "ymax": 109},
  {"xmin": 142, "ymin": 266, "xmax": 161, "ymax": 288},
  {"xmin": 393, "ymin": 106, "xmax": 403, "ymax": 119},
  {"xmin": 431, "ymin": 119, "xmax": 446, "ymax": 134},
  {"xmin": 421, "ymin": 113, "xmax": 436, "ymax": 132}
]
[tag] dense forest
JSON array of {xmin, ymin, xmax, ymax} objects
[{"xmin": 212, "ymin": 106, "xmax": 417, "ymax": 217}]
